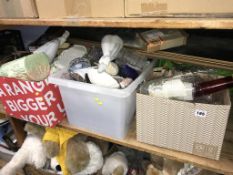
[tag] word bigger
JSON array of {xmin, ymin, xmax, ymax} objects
[
  {"xmin": 6, "ymin": 91, "xmax": 60, "ymax": 112},
  {"xmin": 0, "ymin": 78, "xmax": 65, "ymax": 127}
]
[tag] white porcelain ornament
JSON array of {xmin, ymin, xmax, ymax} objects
[
  {"xmin": 88, "ymin": 68, "xmax": 120, "ymax": 88},
  {"xmin": 98, "ymin": 35, "xmax": 123, "ymax": 73}
]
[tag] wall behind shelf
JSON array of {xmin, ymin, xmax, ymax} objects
[{"xmin": 13, "ymin": 26, "xmax": 48, "ymax": 48}]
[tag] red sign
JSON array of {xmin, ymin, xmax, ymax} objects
[{"xmin": 0, "ymin": 77, "xmax": 66, "ymax": 127}]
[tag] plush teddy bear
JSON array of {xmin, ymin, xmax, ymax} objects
[
  {"xmin": 177, "ymin": 164, "xmax": 220, "ymax": 175},
  {"xmin": 0, "ymin": 123, "xmax": 47, "ymax": 175},
  {"xmin": 0, "ymin": 122, "xmax": 107, "ymax": 175},
  {"xmin": 42, "ymin": 127, "xmax": 106, "ymax": 175},
  {"xmin": 102, "ymin": 151, "xmax": 128, "ymax": 175},
  {"xmin": 146, "ymin": 154, "xmax": 183, "ymax": 175},
  {"xmin": 147, "ymin": 154, "xmax": 220, "ymax": 175}
]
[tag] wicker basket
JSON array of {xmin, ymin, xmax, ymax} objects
[{"xmin": 136, "ymin": 90, "xmax": 231, "ymax": 160}]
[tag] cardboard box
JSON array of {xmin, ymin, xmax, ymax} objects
[
  {"xmin": 136, "ymin": 90, "xmax": 231, "ymax": 160},
  {"xmin": 0, "ymin": 77, "xmax": 66, "ymax": 127},
  {"xmin": 36, "ymin": 0, "xmax": 124, "ymax": 18},
  {"xmin": 0, "ymin": 0, "xmax": 38, "ymax": 18},
  {"xmin": 125, "ymin": 0, "xmax": 233, "ymax": 17}
]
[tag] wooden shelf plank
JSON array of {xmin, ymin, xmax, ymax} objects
[
  {"xmin": 60, "ymin": 118, "xmax": 233, "ymax": 174},
  {"xmin": 0, "ymin": 18, "xmax": 233, "ymax": 29},
  {"xmin": 71, "ymin": 38, "xmax": 233, "ymax": 71}
]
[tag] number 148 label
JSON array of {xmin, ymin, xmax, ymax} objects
[{"xmin": 195, "ymin": 109, "xmax": 207, "ymax": 118}]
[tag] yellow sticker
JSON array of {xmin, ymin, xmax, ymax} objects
[
  {"xmin": 98, "ymin": 101, "xmax": 103, "ymax": 105},
  {"xmin": 94, "ymin": 97, "xmax": 103, "ymax": 106}
]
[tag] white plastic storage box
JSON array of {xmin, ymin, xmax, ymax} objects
[{"xmin": 49, "ymin": 61, "xmax": 155, "ymax": 139}]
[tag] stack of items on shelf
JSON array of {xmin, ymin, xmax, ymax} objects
[
  {"xmin": 0, "ymin": 30, "xmax": 67, "ymax": 127},
  {"xmin": 2, "ymin": 0, "xmax": 233, "ymax": 18},
  {"xmin": 0, "ymin": 122, "xmax": 220, "ymax": 175},
  {"xmin": 49, "ymin": 33, "xmax": 155, "ymax": 139},
  {"xmin": 137, "ymin": 60, "xmax": 233, "ymax": 160},
  {"xmin": 52, "ymin": 34, "xmax": 150, "ymax": 89},
  {"xmin": 65, "ymin": 28, "xmax": 187, "ymax": 53},
  {"xmin": 0, "ymin": 27, "xmax": 230, "ymax": 175}
]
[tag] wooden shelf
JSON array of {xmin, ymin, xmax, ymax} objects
[
  {"xmin": 1, "ymin": 18, "xmax": 233, "ymax": 29},
  {"xmin": 60, "ymin": 118, "xmax": 233, "ymax": 174},
  {"xmin": 1, "ymin": 17, "xmax": 233, "ymax": 174},
  {"xmin": 72, "ymin": 39, "xmax": 233, "ymax": 71}
]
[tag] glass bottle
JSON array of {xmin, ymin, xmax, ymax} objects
[
  {"xmin": 194, "ymin": 76, "xmax": 233, "ymax": 98},
  {"xmin": 146, "ymin": 75, "xmax": 233, "ymax": 101}
]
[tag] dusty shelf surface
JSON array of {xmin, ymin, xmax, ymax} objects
[
  {"xmin": 60, "ymin": 117, "xmax": 233, "ymax": 174},
  {"xmin": 1, "ymin": 18, "xmax": 233, "ymax": 29}
]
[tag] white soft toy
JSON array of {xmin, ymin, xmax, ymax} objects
[
  {"xmin": 0, "ymin": 134, "xmax": 47, "ymax": 175},
  {"xmin": 0, "ymin": 123, "xmax": 47, "ymax": 175},
  {"xmin": 75, "ymin": 142, "xmax": 104, "ymax": 175},
  {"xmin": 50, "ymin": 157, "xmax": 62, "ymax": 173},
  {"xmin": 102, "ymin": 151, "xmax": 128, "ymax": 175}
]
